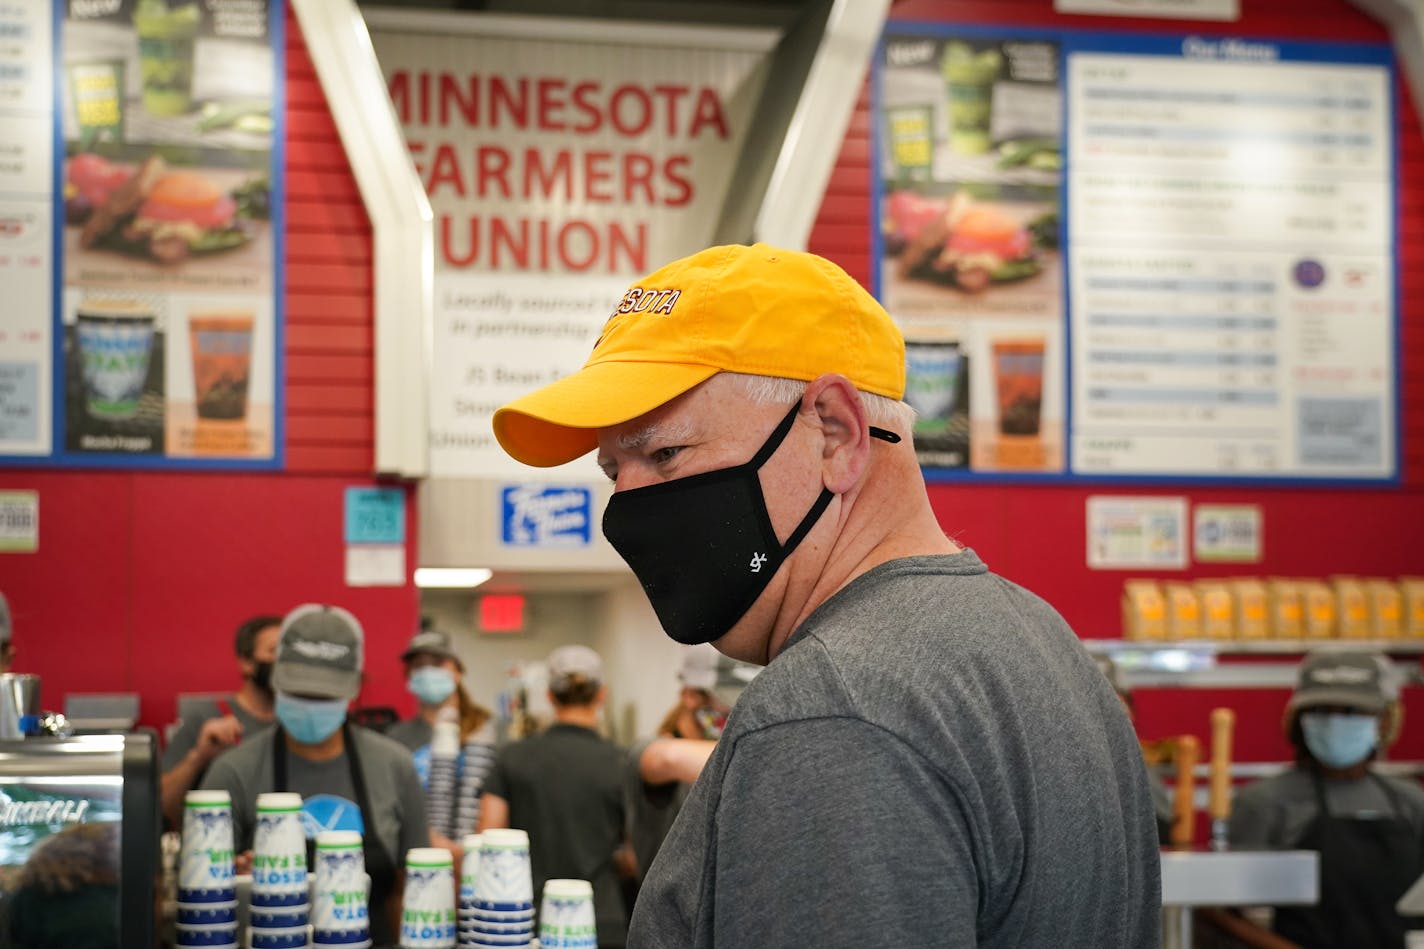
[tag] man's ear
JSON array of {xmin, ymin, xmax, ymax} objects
[{"xmin": 804, "ymin": 374, "xmax": 870, "ymax": 494}]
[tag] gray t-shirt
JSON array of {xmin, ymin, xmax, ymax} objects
[
  {"xmin": 624, "ymin": 737, "xmax": 693, "ymax": 882},
  {"xmin": 162, "ymin": 694, "xmax": 271, "ymax": 772},
  {"xmin": 1230, "ymin": 767, "xmax": 1424, "ymax": 850},
  {"xmin": 200, "ymin": 726, "xmax": 430, "ymax": 945},
  {"xmin": 629, "ymin": 551, "xmax": 1162, "ymax": 948}
]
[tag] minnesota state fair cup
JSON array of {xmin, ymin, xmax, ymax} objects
[
  {"xmin": 459, "ymin": 835, "xmax": 481, "ymax": 905},
  {"xmin": 539, "ymin": 879, "xmax": 596, "ymax": 949},
  {"xmin": 313, "ymin": 830, "xmax": 371, "ymax": 948},
  {"xmin": 400, "ymin": 847, "xmax": 457, "ymax": 948},
  {"xmin": 474, "ymin": 829, "xmax": 533, "ymax": 912},
  {"xmin": 180, "ymin": 790, "xmax": 237, "ymax": 904},
  {"xmin": 253, "ymin": 793, "xmax": 309, "ymax": 904}
]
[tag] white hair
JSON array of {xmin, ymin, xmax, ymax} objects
[{"xmin": 723, "ymin": 372, "xmax": 915, "ymax": 434}]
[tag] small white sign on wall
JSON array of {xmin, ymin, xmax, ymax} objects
[
  {"xmin": 1193, "ymin": 504, "xmax": 1262, "ymax": 563},
  {"xmin": 0, "ymin": 491, "xmax": 39, "ymax": 553},
  {"xmin": 1086, "ymin": 495, "xmax": 1188, "ymax": 570}
]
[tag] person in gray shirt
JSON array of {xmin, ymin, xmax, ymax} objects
[
  {"xmin": 1229, "ymin": 649, "xmax": 1424, "ymax": 949},
  {"xmin": 491, "ymin": 243, "xmax": 1162, "ymax": 947},
  {"xmin": 202, "ymin": 604, "xmax": 429, "ymax": 948}
]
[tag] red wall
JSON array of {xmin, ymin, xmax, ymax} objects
[
  {"xmin": 807, "ymin": 0, "xmax": 1424, "ymax": 764},
  {"xmin": 0, "ymin": 8, "xmax": 417, "ymax": 729}
]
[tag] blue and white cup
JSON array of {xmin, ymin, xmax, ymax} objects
[
  {"xmin": 539, "ymin": 879, "xmax": 595, "ymax": 949},
  {"xmin": 251, "ymin": 906, "xmax": 311, "ymax": 929},
  {"xmin": 249, "ymin": 926, "xmax": 311, "ymax": 949},
  {"xmin": 253, "ymin": 792, "xmax": 308, "ymax": 902},
  {"xmin": 400, "ymin": 847, "xmax": 457, "ymax": 948},
  {"xmin": 179, "ymin": 790, "xmax": 236, "ymax": 904},
  {"xmin": 313, "ymin": 831, "xmax": 369, "ymax": 947},
  {"xmin": 177, "ymin": 901, "xmax": 238, "ymax": 926},
  {"xmin": 459, "ymin": 835, "xmax": 481, "ymax": 904},
  {"xmin": 473, "ymin": 830, "xmax": 532, "ymax": 910},
  {"xmin": 174, "ymin": 922, "xmax": 238, "ymax": 947}
]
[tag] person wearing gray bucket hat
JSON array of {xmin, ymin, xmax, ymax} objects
[
  {"xmin": 1229, "ymin": 649, "xmax": 1424, "ymax": 949},
  {"xmin": 201, "ymin": 604, "xmax": 430, "ymax": 946}
]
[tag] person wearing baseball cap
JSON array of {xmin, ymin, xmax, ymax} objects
[
  {"xmin": 201, "ymin": 604, "xmax": 429, "ymax": 947},
  {"xmin": 479, "ymin": 645, "xmax": 628, "ymax": 947},
  {"xmin": 387, "ymin": 625, "xmax": 496, "ymax": 845},
  {"xmin": 1229, "ymin": 649, "xmax": 1424, "ymax": 948},
  {"xmin": 493, "ymin": 244, "xmax": 1160, "ymax": 947}
]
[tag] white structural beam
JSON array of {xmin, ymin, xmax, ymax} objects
[
  {"xmin": 751, "ymin": 0, "xmax": 892, "ymax": 250},
  {"xmin": 1349, "ymin": 0, "xmax": 1424, "ymax": 120},
  {"xmin": 290, "ymin": 0, "xmax": 433, "ymax": 479}
]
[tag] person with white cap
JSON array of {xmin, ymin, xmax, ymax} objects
[
  {"xmin": 1228, "ymin": 648, "xmax": 1424, "ymax": 949},
  {"xmin": 200, "ymin": 604, "xmax": 429, "ymax": 948},
  {"xmin": 479, "ymin": 645, "xmax": 628, "ymax": 948},
  {"xmin": 491, "ymin": 243, "xmax": 1160, "ymax": 947}
]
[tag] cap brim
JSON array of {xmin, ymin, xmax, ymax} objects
[
  {"xmin": 493, "ymin": 360, "xmax": 720, "ymax": 468},
  {"xmin": 273, "ymin": 663, "xmax": 360, "ymax": 702},
  {"xmin": 1288, "ymin": 690, "xmax": 1386, "ymax": 716},
  {"xmin": 401, "ymin": 647, "xmax": 462, "ymax": 670}
]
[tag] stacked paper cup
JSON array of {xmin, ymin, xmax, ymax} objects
[
  {"xmin": 177, "ymin": 790, "xmax": 239, "ymax": 949},
  {"xmin": 250, "ymin": 792, "xmax": 310, "ymax": 949},
  {"xmin": 400, "ymin": 848, "xmax": 458, "ymax": 949},
  {"xmin": 427, "ymin": 719, "xmax": 460, "ymax": 839},
  {"xmin": 465, "ymin": 829, "xmax": 534, "ymax": 948},
  {"xmin": 456, "ymin": 835, "xmax": 480, "ymax": 947},
  {"xmin": 539, "ymin": 880, "xmax": 597, "ymax": 949},
  {"xmin": 453, "ymin": 737, "xmax": 495, "ymax": 836},
  {"xmin": 312, "ymin": 831, "xmax": 371, "ymax": 949}
]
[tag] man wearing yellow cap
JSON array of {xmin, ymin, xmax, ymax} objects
[{"xmin": 494, "ymin": 244, "xmax": 1161, "ymax": 947}]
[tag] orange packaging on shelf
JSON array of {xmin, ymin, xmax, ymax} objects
[
  {"xmin": 1268, "ymin": 579, "xmax": 1304, "ymax": 640},
  {"xmin": 1402, "ymin": 578, "xmax": 1424, "ymax": 638},
  {"xmin": 1195, "ymin": 581, "xmax": 1235, "ymax": 640},
  {"xmin": 1163, "ymin": 582, "xmax": 1202, "ymax": 641},
  {"xmin": 1365, "ymin": 579, "xmax": 1403, "ymax": 639},
  {"xmin": 1122, "ymin": 580, "xmax": 1167, "ymax": 641},
  {"xmin": 1332, "ymin": 576, "xmax": 1370, "ymax": 639},
  {"xmin": 1231, "ymin": 579, "xmax": 1270, "ymax": 640},
  {"xmin": 1300, "ymin": 580, "xmax": 1337, "ymax": 639}
]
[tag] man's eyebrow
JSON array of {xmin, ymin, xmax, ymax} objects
[{"xmin": 617, "ymin": 419, "xmax": 696, "ymax": 452}]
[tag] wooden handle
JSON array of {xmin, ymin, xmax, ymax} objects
[
  {"xmin": 1171, "ymin": 735, "xmax": 1200, "ymax": 848},
  {"xmin": 1210, "ymin": 707, "xmax": 1235, "ymax": 822}
]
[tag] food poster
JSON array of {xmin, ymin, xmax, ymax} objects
[
  {"xmin": 0, "ymin": 0, "xmax": 282, "ymax": 467},
  {"xmin": 876, "ymin": 28, "xmax": 1065, "ymax": 475}
]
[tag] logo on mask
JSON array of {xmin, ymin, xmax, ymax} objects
[{"xmin": 749, "ymin": 552, "xmax": 767, "ymax": 572}]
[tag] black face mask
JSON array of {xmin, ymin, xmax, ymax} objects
[
  {"xmin": 603, "ymin": 403, "xmax": 899, "ymax": 645},
  {"xmin": 251, "ymin": 661, "xmax": 274, "ymax": 694}
]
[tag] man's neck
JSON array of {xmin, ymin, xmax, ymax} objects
[
  {"xmin": 234, "ymin": 682, "xmax": 275, "ymax": 720},
  {"xmin": 1315, "ymin": 760, "xmax": 1371, "ymax": 781},
  {"xmin": 286, "ymin": 726, "xmax": 345, "ymax": 763},
  {"xmin": 553, "ymin": 707, "xmax": 599, "ymax": 730}
]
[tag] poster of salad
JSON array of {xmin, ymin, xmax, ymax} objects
[
  {"xmin": 0, "ymin": 0, "xmax": 281, "ymax": 467},
  {"xmin": 875, "ymin": 27, "xmax": 1066, "ymax": 475}
]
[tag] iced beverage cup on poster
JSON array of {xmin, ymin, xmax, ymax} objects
[
  {"xmin": 942, "ymin": 41, "xmax": 1002, "ymax": 155},
  {"xmin": 992, "ymin": 338, "xmax": 1045, "ymax": 436},
  {"xmin": 188, "ymin": 312, "xmax": 253, "ymax": 420},
  {"xmin": 904, "ymin": 341, "xmax": 962, "ymax": 433},
  {"xmin": 76, "ymin": 298, "xmax": 157, "ymax": 420},
  {"xmin": 133, "ymin": 0, "xmax": 200, "ymax": 116}
]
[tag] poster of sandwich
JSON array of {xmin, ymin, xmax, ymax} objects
[
  {"xmin": 53, "ymin": 0, "xmax": 281, "ymax": 464},
  {"xmin": 875, "ymin": 27, "xmax": 1066, "ymax": 475}
]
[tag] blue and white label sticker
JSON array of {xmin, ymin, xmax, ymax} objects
[
  {"xmin": 500, "ymin": 485, "xmax": 592, "ymax": 547},
  {"xmin": 344, "ymin": 486, "xmax": 405, "ymax": 545}
]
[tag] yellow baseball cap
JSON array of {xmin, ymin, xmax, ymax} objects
[{"xmin": 493, "ymin": 243, "xmax": 906, "ymax": 467}]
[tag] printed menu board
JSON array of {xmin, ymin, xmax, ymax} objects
[
  {"xmin": 0, "ymin": 0, "xmax": 283, "ymax": 468},
  {"xmin": 874, "ymin": 26, "xmax": 1396, "ymax": 483}
]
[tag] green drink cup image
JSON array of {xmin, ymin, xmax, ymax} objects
[
  {"xmin": 76, "ymin": 299, "xmax": 157, "ymax": 420},
  {"xmin": 133, "ymin": 0, "xmax": 200, "ymax": 117},
  {"xmin": 942, "ymin": 41, "xmax": 1002, "ymax": 155}
]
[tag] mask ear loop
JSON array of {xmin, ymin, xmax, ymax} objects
[{"xmin": 869, "ymin": 427, "xmax": 901, "ymax": 443}]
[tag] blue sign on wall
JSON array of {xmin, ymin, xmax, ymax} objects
[{"xmin": 500, "ymin": 485, "xmax": 592, "ymax": 547}]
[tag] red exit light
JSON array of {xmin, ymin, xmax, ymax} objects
[{"xmin": 479, "ymin": 594, "xmax": 525, "ymax": 633}]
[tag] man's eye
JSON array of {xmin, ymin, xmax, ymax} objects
[{"xmin": 650, "ymin": 446, "xmax": 683, "ymax": 465}]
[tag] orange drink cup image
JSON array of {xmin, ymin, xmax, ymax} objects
[
  {"xmin": 188, "ymin": 312, "xmax": 253, "ymax": 420},
  {"xmin": 992, "ymin": 338, "xmax": 1045, "ymax": 436}
]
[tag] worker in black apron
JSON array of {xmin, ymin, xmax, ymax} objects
[
  {"xmin": 273, "ymin": 721, "xmax": 400, "ymax": 945},
  {"xmin": 1227, "ymin": 649, "xmax": 1424, "ymax": 949}
]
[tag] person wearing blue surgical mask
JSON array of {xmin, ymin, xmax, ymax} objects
[
  {"xmin": 386, "ymin": 627, "xmax": 496, "ymax": 853},
  {"xmin": 200, "ymin": 604, "xmax": 429, "ymax": 949},
  {"xmin": 1228, "ymin": 649, "xmax": 1424, "ymax": 949}
]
